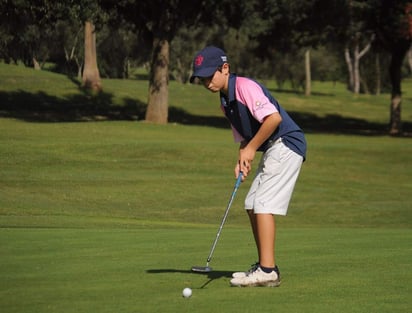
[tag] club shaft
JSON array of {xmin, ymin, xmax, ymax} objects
[{"xmin": 206, "ymin": 173, "xmax": 243, "ymax": 265}]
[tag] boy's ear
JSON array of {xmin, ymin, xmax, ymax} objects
[{"xmin": 222, "ymin": 62, "xmax": 230, "ymax": 73}]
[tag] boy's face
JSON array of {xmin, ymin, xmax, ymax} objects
[{"xmin": 200, "ymin": 63, "xmax": 229, "ymax": 94}]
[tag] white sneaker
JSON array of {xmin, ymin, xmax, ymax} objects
[
  {"xmin": 230, "ymin": 266, "xmax": 281, "ymax": 287},
  {"xmin": 232, "ymin": 264, "xmax": 280, "ymax": 279},
  {"xmin": 232, "ymin": 262, "xmax": 259, "ymax": 278}
]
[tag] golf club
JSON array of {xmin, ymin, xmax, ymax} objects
[{"xmin": 191, "ymin": 172, "xmax": 243, "ymax": 273}]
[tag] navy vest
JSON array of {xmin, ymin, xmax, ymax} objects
[{"xmin": 221, "ymin": 74, "xmax": 306, "ymax": 159}]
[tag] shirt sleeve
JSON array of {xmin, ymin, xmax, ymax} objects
[{"xmin": 235, "ymin": 77, "xmax": 278, "ymax": 123}]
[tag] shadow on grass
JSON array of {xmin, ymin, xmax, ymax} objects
[
  {"xmin": 290, "ymin": 111, "xmax": 412, "ymax": 136},
  {"xmin": 0, "ymin": 90, "xmax": 146, "ymax": 122},
  {"xmin": 146, "ymin": 268, "xmax": 233, "ymax": 288},
  {"xmin": 169, "ymin": 107, "xmax": 230, "ymax": 129},
  {"xmin": 269, "ymin": 88, "xmax": 336, "ymax": 97},
  {"xmin": 1, "ymin": 89, "xmax": 411, "ymax": 136},
  {"xmin": 170, "ymin": 106, "xmax": 412, "ymax": 136}
]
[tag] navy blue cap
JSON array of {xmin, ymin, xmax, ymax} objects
[{"xmin": 190, "ymin": 46, "xmax": 228, "ymax": 83}]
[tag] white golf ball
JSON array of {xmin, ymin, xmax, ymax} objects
[{"xmin": 182, "ymin": 287, "xmax": 192, "ymax": 298}]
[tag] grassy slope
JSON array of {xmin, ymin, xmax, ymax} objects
[
  {"xmin": 1, "ymin": 63, "xmax": 411, "ymax": 229},
  {"xmin": 0, "ymin": 63, "xmax": 411, "ymax": 313},
  {"xmin": 1, "ymin": 120, "xmax": 411, "ymax": 229},
  {"xmin": 2, "ymin": 62, "xmax": 412, "ymax": 126}
]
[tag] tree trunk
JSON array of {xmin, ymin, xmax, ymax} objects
[
  {"xmin": 82, "ymin": 21, "xmax": 102, "ymax": 92},
  {"xmin": 375, "ymin": 53, "xmax": 381, "ymax": 95},
  {"xmin": 344, "ymin": 47, "xmax": 354, "ymax": 91},
  {"xmin": 408, "ymin": 45, "xmax": 412, "ymax": 75},
  {"xmin": 64, "ymin": 28, "xmax": 82, "ymax": 78},
  {"xmin": 33, "ymin": 57, "xmax": 41, "ymax": 70},
  {"xmin": 145, "ymin": 38, "xmax": 169, "ymax": 124},
  {"xmin": 304, "ymin": 49, "xmax": 311, "ymax": 96},
  {"xmin": 389, "ymin": 95, "xmax": 402, "ymax": 135},
  {"xmin": 389, "ymin": 42, "xmax": 410, "ymax": 135},
  {"xmin": 353, "ymin": 42, "xmax": 360, "ymax": 94},
  {"xmin": 345, "ymin": 34, "xmax": 374, "ymax": 94},
  {"xmin": 360, "ymin": 76, "xmax": 370, "ymax": 94}
]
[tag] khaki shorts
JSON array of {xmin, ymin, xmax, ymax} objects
[{"xmin": 245, "ymin": 138, "xmax": 303, "ymax": 216}]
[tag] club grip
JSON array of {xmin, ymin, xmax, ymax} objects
[{"xmin": 235, "ymin": 171, "xmax": 243, "ymax": 189}]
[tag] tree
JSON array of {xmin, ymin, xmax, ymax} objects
[
  {"xmin": 252, "ymin": 0, "xmax": 349, "ymax": 95},
  {"xmin": 304, "ymin": 49, "xmax": 311, "ymax": 96},
  {"xmin": 71, "ymin": 0, "xmax": 104, "ymax": 92},
  {"xmin": 342, "ymin": 1, "xmax": 377, "ymax": 94},
  {"xmin": 344, "ymin": 33, "xmax": 375, "ymax": 94},
  {"xmin": 98, "ymin": 25, "xmax": 142, "ymax": 79},
  {"xmin": 108, "ymin": 1, "xmax": 201, "ymax": 123},
  {"xmin": 53, "ymin": 19, "xmax": 84, "ymax": 78},
  {"xmin": 146, "ymin": 37, "xmax": 169, "ymax": 123},
  {"xmin": 0, "ymin": 0, "xmax": 56, "ymax": 67},
  {"xmin": 374, "ymin": 0, "xmax": 412, "ymax": 135},
  {"xmin": 82, "ymin": 20, "xmax": 101, "ymax": 92}
]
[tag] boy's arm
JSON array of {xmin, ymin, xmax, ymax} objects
[{"xmin": 236, "ymin": 112, "xmax": 282, "ymax": 179}]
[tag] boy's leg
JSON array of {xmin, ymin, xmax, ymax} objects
[
  {"xmin": 231, "ymin": 213, "xmax": 280, "ymax": 287},
  {"xmin": 255, "ymin": 213, "xmax": 275, "ymax": 268},
  {"xmin": 247, "ymin": 210, "xmax": 276, "ymax": 268},
  {"xmin": 247, "ymin": 209, "xmax": 260, "ymax": 257},
  {"xmin": 231, "ymin": 212, "xmax": 280, "ymax": 287},
  {"xmin": 231, "ymin": 141, "xmax": 303, "ymax": 286}
]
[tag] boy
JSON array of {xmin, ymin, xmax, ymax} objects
[{"xmin": 190, "ymin": 46, "xmax": 306, "ymax": 287}]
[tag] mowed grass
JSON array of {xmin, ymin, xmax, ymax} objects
[
  {"xmin": 1, "ymin": 120, "xmax": 411, "ymax": 229},
  {"xmin": 0, "ymin": 63, "xmax": 412, "ymax": 313},
  {"xmin": 1, "ymin": 227, "xmax": 410, "ymax": 313}
]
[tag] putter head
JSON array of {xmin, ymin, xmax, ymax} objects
[{"xmin": 191, "ymin": 266, "xmax": 213, "ymax": 273}]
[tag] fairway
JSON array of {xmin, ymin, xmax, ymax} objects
[
  {"xmin": 1, "ymin": 227, "xmax": 411, "ymax": 313},
  {"xmin": 0, "ymin": 118, "xmax": 411, "ymax": 313},
  {"xmin": 1, "ymin": 65, "xmax": 412, "ymax": 312}
]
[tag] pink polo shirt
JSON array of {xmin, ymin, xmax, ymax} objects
[{"xmin": 226, "ymin": 77, "xmax": 279, "ymax": 143}]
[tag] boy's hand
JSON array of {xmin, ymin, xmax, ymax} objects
[
  {"xmin": 236, "ymin": 145, "xmax": 256, "ymax": 180},
  {"xmin": 234, "ymin": 113, "xmax": 281, "ymax": 181}
]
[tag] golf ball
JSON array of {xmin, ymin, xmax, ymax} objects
[{"xmin": 182, "ymin": 287, "xmax": 192, "ymax": 298}]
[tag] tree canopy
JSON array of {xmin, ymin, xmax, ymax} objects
[{"xmin": 0, "ymin": 0, "xmax": 411, "ymax": 133}]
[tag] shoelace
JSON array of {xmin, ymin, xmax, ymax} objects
[
  {"xmin": 248, "ymin": 263, "xmax": 280, "ymax": 278},
  {"xmin": 247, "ymin": 262, "xmax": 259, "ymax": 273}
]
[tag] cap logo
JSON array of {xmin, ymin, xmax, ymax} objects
[
  {"xmin": 221, "ymin": 56, "xmax": 227, "ymax": 62},
  {"xmin": 195, "ymin": 55, "xmax": 204, "ymax": 67}
]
